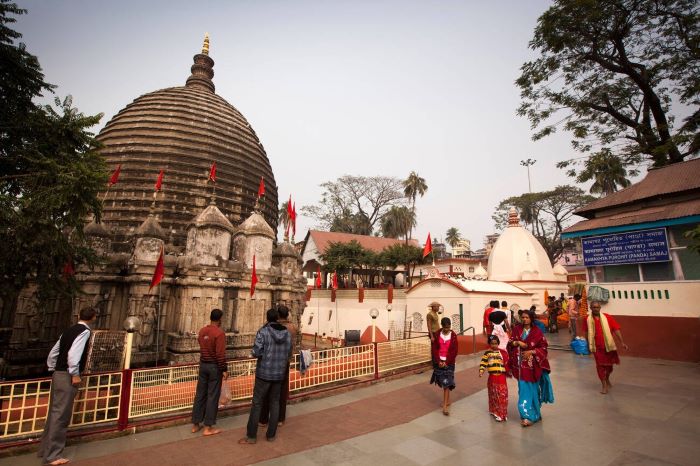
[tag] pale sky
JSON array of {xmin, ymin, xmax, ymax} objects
[{"xmin": 14, "ymin": 0, "xmax": 641, "ymax": 249}]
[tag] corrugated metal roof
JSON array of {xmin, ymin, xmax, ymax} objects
[
  {"xmin": 564, "ymin": 198, "xmax": 700, "ymax": 233},
  {"xmin": 575, "ymin": 158, "xmax": 700, "ymax": 217},
  {"xmin": 307, "ymin": 230, "xmax": 419, "ymax": 254}
]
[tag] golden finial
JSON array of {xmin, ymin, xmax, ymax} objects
[{"xmin": 202, "ymin": 33, "xmax": 210, "ymax": 55}]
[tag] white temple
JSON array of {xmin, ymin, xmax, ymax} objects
[{"xmin": 301, "ymin": 207, "xmax": 568, "ymax": 343}]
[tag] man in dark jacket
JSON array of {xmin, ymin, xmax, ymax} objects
[
  {"xmin": 39, "ymin": 306, "xmax": 97, "ymax": 466},
  {"xmin": 239, "ymin": 308, "xmax": 291, "ymax": 444}
]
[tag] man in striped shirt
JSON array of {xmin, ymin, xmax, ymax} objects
[{"xmin": 191, "ymin": 309, "xmax": 229, "ymax": 436}]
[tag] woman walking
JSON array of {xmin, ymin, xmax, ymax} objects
[
  {"xmin": 508, "ymin": 309, "xmax": 554, "ymax": 427},
  {"xmin": 430, "ymin": 317, "xmax": 458, "ymax": 415}
]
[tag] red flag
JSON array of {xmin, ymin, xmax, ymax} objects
[
  {"xmin": 332, "ymin": 271, "xmax": 338, "ymax": 290},
  {"xmin": 315, "ymin": 265, "xmax": 322, "ymax": 288},
  {"xmin": 422, "ymin": 233, "xmax": 433, "ymax": 258},
  {"xmin": 62, "ymin": 259, "xmax": 75, "ymax": 279},
  {"xmin": 257, "ymin": 177, "xmax": 265, "ymax": 198},
  {"xmin": 250, "ymin": 255, "xmax": 258, "ymax": 297},
  {"xmin": 154, "ymin": 170, "xmax": 164, "ymax": 192},
  {"xmin": 285, "ymin": 195, "xmax": 293, "ymax": 237},
  {"xmin": 208, "ymin": 162, "xmax": 216, "ymax": 183},
  {"xmin": 292, "ymin": 202, "xmax": 297, "ymax": 236},
  {"xmin": 108, "ymin": 164, "xmax": 121, "ymax": 186},
  {"xmin": 149, "ymin": 245, "xmax": 164, "ymax": 289}
]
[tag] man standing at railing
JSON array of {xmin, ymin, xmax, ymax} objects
[
  {"xmin": 260, "ymin": 304, "xmax": 298, "ymax": 427},
  {"xmin": 39, "ymin": 306, "xmax": 97, "ymax": 466},
  {"xmin": 239, "ymin": 308, "xmax": 291, "ymax": 444},
  {"xmin": 191, "ymin": 309, "xmax": 229, "ymax": 436}
]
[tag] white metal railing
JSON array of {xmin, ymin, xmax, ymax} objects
[
  {"xmin": 0, "ymin": 372, "xmax": 122, "ymax": 440},
  {"xmin": 376, "ymin": 338, "xmax": 432, "ymax": 374},
  {"xmin": 289, "ymin": 344, "xmax": 375, "ymax": 393}
]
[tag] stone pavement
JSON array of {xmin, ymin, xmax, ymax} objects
[{"xmin": 3, "ymin": 333, "xmax": 699, "ymax": 466}]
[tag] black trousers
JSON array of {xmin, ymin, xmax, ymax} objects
[
  {"xmin": 191, "ymin": 362, "xmax": 223, "ymax": 427},
  {"xmin": 246, "ymin": 377, "xmax": 282, "ymax": 440},
  {"xmin": 260, "ymin": 365, "xmax": 290, "ymax": 424}
]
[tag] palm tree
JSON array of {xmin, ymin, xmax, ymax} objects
[
  {"xmin": 402, "ymin": 171, "xmax": 428, "ymax": 238},
  {"xmin": 577, "ymin": 150, "xmax": 632, "ymax": 196},
  {"xmin": 279, "ymin": 200, "xmax": 291, "ymax": 239},
  {"xmin": 381, "ymin": 206, "xmax": 416, "ymax": 242},
  {"xmin": 445, "ymin": 227, "xmax": 461, "ymax": 249}
]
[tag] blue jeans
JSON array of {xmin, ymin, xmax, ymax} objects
[{"xmin": 246, "ymin": 377, "xmax": 282, "ymax": 440}]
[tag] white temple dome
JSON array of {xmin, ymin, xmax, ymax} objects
[{"xmin": 487, "ymin": 208, "xmax": 556, "ymax": 282}]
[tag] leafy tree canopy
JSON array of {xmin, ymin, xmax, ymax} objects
[
  {"xmin": 0, "ymin": 1, "xmax": 107, "ymax": 303},
  {"xmin": 445, "ymin": 227, "xmax": 461, "ymax": 248},
  {"xmin": 302, "ymin": 175, "xmax": 406, "ymax": 235},
  {"xmin": 517, "ymin": 0, "xmax": 699, "ymax": 178},
  {"xmin": 492, "ymin": 186, "xmax": 595, "ymax": 263},
  {"xmin": 380, "ymin": 205, "xmax": 416, "ymax": 240}
]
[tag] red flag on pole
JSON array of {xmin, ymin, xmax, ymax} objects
[
  {"xmin": 62, "ymin": 259, "xmax": 75, "ymax": 279},
  {"xmin": 154, "ymin": 170, "xmax": 164, "ymax": 192},
  {"xmin": 250, "ymin": 255, "xmax": 258, "ymax": 297},
  {"xmin": 422, "ymin": 233, "xmax": 433, "ymax": 258},
  {"xmin": 332, "ymin": 271, "xmax": 338, "ymax": 290},
  {"xmin": 285, "ymin": 195, "xmax": 293, "ymax": 237},
  {"xmin": 291, "ymin": 202, "xmax": 296, "ymax": 237},
  {"xmin": 108, "ymin": 164, "xmax": 121, "ymax": 186},
  {"xmin": 208, "ymin": 162, "xmax": 216, "ymax": 183},
  {"xmin": 149, "ymin": 245, "xmax": 164, "ymax": 290},
  {"xmin": 257, "ymin": 177, "xmax": 265, "ymax": 198},
  {"xmin": 315, "ymin": 265, "xmax": 322, "ymax": 289}
]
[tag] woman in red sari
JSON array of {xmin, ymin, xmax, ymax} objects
[
  {"xmin": 508, "ymin": 308, "xmax": 554, "ymax": 427},
  {"xmin": 582, "ymin": 301, "xmax": 629, "ymax": 394}
]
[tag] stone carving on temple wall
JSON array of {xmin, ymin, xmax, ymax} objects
[{"xmin": 137, "ymin": 295, "xmax": 158, "ymax": 350}]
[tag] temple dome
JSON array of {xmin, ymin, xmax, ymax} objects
[
  {"xmin": 487, "ymin": 208, "xmax": 556, "ymax": 282},
  {"xmin": 97, "ymin": 38, "xmax": 278, "ymax": 246}
]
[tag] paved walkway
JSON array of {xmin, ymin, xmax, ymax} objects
[{"xmin": 4, "ymin": 333, "xmax": 699, "ymax": 466}]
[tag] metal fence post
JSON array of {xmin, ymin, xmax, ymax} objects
[
  {"xmin": 118, "ymin": 369, "xmax": 133, "ymax": 431},
  {"xmin": 373, "ymin": 343, "xmax": 379, "ymax": 380}
]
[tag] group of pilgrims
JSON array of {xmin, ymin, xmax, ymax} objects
[{"xmin": 426, "ymin": 296, "xmax": 629, "ymax": 426}]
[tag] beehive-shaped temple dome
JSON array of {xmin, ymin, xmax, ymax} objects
[{"xmin": 97, "ymin": 36, "xmax": 278, "ymax": 246}]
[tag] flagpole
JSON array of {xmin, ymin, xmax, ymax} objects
[{"xmin": 156, "ymin": 282, "xmax": 161, "ymax": 367}]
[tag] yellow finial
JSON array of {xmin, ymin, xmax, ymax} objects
[{"xmin": 202, "ymin": 33, "xmax": 210, "ymax": 55}]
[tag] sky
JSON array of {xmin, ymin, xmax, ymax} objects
[{"xmin": 13, "ymin": 0, "xmax": 642, "ymax": 249}]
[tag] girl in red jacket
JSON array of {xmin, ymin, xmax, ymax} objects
[{"xmin": 430, "ymin": 317, "xmax": 459, "ymax": 415}]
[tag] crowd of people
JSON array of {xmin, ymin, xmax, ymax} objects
[{"xmin": 37, "ymin": 295, "xmax": 630, "ymax": 463}]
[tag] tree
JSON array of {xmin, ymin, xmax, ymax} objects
[
  {"xmin": 302, "ymin": 175, "xmax": 405, "ymax": 235},
  {"xmin": 445, "ymin": 227, "xmax": 461, "ymax": 249},
  {"xmin": 492, "ymin": 186, "xmax": 595, "ymax": 263},
  {"xmin": 576, "ymin": 149, "xmax": 634, "ymax": 196},
  {"xmin": 380, "ymin": 243, "xmax": 427, "ymax": 286},
  {"xmin": 279, "ymin": 199, "xmax": 291, "ymax": 238},
  {"xmin": 380, "ymin": 206, "xmax": 416, "ymax": 241},
  {"xmin": 402, "ymin": 171, "xmax": 428, "ymax": 238},
  {"xmin": 517, "ymin": 0, "xmax": 699, "ymax": 178},
  {"xmin": 0, "ymin": 2, "xmax": 106, "ymax": 309},
  {"xmin": 320, "ymin": 240, "xmax": 376, "ymax": 287}
]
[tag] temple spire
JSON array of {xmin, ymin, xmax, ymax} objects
[
  {"xmin": 202, "ymin": 33, "xmax": 210, "ymax": 55},
  {"xmin": 186, "ymin": 34, "xmax": 215, "ymax": 93}
]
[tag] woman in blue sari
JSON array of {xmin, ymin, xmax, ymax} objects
[{"xmin": 508, "ymin": 308, "xmax": 554, "ymax": 427}]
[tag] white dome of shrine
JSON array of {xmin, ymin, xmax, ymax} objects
[{"xmin": 487, "ymin": 208, "xmax": 557, "ymax": 282}]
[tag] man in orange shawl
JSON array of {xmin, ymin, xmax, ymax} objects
[{"xmin": 582, "ymin": 301, "xmax": 629, "ymax": 394}]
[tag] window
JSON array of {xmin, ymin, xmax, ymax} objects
[
  {"xmin": 669, "ymin": 223, "xmax": 700, "ymax": 280},
  {"xmin": 603, "ymin": 264, "xmax": 640, "ymax": 282},
  {"xmin": 641, "ymin": 261, "xmax": 675, "ymax": 281},
  {"xmin": 469, "ymin": 267, "xmax": 475, "ymax": 273}
]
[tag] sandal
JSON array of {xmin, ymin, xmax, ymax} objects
[
  {"xmin": 521, "ymin": 420, "xmax": 533, "ymax": 427},
  {"xmin": 238, "ymin": 437, "xmax": 257, "ymax": 445}
]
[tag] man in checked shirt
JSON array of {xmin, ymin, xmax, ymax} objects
[{"xmin": 191, "ymin": 309, "xmax": 229, "ymax": 436}]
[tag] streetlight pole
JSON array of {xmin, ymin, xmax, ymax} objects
[{"xmin": 520, "ymin": 158, "xmax": 536, "ymax": 193}]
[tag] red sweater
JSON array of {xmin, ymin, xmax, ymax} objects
[
  {"xmin": 431, "ymin": 330, "xmax": 458, "ymax": 366},
  {"xmin": 198, "ymin": 324, "xmax": 227, "ymax": 372}
]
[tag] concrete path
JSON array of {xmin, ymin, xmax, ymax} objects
[{"xmin": 3, "ymin": 333, "xmax": 699, "ymax": 466}]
